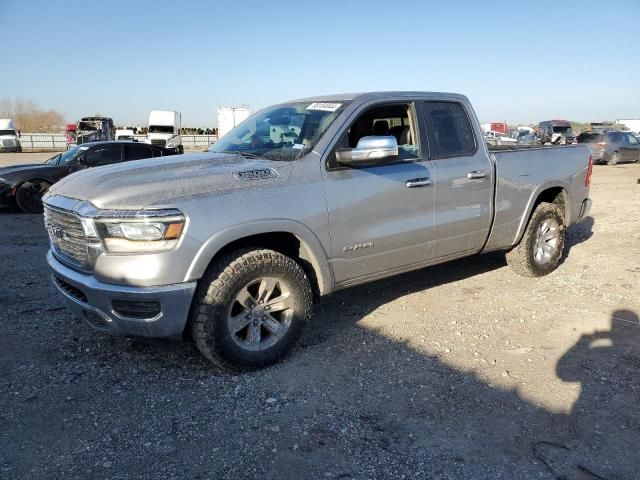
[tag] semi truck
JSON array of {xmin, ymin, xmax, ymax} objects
[
  {"xmin": 76, "ymin": 117, "xmax": 115, "ymax": 145},
  {"xmin": 147, "ymin": 110, "xmax": 182, "ymax": 153},
  {"xmin": 0, "ymin": 118, "xmax": 22, "ymax": 153}
]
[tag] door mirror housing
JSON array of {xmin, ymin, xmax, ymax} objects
[
  {"xmin": 336, "ymin": 136, "xmax": 399, "ymax": 167},
  {"xmin": 68, "ymin": 156, "xmax": 88, "ymax": 172}
]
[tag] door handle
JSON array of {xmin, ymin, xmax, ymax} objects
[
  {"xmin": 406, "ymin": 177, "xmax": 432, "ymax": 188},
  {"xmin": 467, "ymin": 170, "xmax": 487, "ymax": 179}
]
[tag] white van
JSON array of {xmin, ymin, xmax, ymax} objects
[
  {"xmin": 115, "ymin": 128, "xmax": 135, "ymax": 141},
  {"xmin": 0, "ymin": 119, "xmax": 22, "ymax": 153},
  {"xmin": 147, "ymin": 110, "xmax": 182, "ymax": 153}
]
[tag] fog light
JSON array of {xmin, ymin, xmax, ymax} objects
[{"xmin": 112, "ymin": 300, "xmax": 161, "ymax": 319}]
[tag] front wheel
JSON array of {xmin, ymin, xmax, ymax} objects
[
  {"xmin": 190, "ymin": 248, "xmax": 313, "ymax": 371},
  {"xmin": 15, "ymin": 180, "xmax": 50, "ymax": 213},
  {"xmin": 506, "ymin": 202, "xmax": 565, "ymax": 277}
]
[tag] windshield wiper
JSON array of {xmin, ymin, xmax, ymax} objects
[{"xmin": 224, "ymin": 150, "xmax": 261, "ymax": 159}]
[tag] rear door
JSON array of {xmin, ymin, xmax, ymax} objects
[
  {"xmin": 420, "ymin": 101, "xmax": 493, "ymax": 259},
  {"xmin": 323, "ymin": 101, "xmax": 436, "ymax": 285},
  {"xmin": 82, "ymin": 144, "xmax": 123, "ymax": 167}
]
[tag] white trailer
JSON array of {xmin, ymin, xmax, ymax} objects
[
  {"xmin": 217, "ymin": 107, "xmax": 251, "ymax": 139},
  {"xmin": 147, "ymin": 110, "xmax": 182, "ymax": 153},
  {"xmin": 616, "ymin": 119, "xmax": 640, "ymax": 134}
]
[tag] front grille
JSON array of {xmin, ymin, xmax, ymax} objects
[
  {"xmin": 44, "ymin": 206, "xmax": 90, "ymax": 270},
  {"xmin": 2, "ymin": 139, "xmax": 13, "ymax": 147},
  {"xmin": 151, "ymin": 139, "xmax": 166, "ymax": 147},
  {"xmin": 54, "ymin": 275, "xmax": 88, "ymax": 303}
]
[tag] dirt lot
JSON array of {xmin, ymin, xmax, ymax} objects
[{"xmin": 1, "ymin": 153, "xmax": 639, "ymax": 479}]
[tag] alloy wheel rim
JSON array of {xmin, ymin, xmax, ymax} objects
[
  {"xmin": 533, "ymin": 218, "xmax": 560, "ymax": 265},
  {"xmin": 227, "ymin": 277, "xmax": 293, "ymax": 351},
  {"xmin": 24, "ymin": 181, "xmax": 49, "ymax": 211}
]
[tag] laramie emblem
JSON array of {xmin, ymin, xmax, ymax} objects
[
  {"xmin": 235, "ymin": 168, "xmax": 279, "ymax": 181},
  {"xmin": 343, "ymin": 241, "xmax": 374, "ymax": 253}
]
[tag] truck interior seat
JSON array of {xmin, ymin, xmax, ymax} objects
[
  {"xmin": 399, "ymin": 126, "xmax": 412, "ymax": 145},
  {"xmin": 389, "ymin": 125, "xmax": 405, "ymax": 143},
  {"xmin": 372, "ymin": 120, "xmax": 390, "ymax": 136}
]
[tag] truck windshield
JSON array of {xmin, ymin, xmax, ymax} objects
[
  {"xmin": 552, "ymin": 126, "xmax": 571, "ymax": 133},
  {"xmin": 210, "ymin": 101, "xmax": 349, "ymax": 161},
  {"xmin": 45, "ymin": 145, "xmax": 88, "ymax": 165},
  {"xmin": 0, "ymin": 129, "xmax": 16, "ymax": 136},
  {"xmin": 149, "ymin": 125, "xmax": 175, "ymax": 134},
  {"xmin": 78, "ymin": 122, "xmax": 98, "ymax": 131}
]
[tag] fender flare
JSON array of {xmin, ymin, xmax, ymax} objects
[
  {"xmin": 513, "ymin": 181, "xmax": 571, "ymax": 245},
  {"xmin": 184, "ymin": 219, "xmax": 334, "ymax": 296}
]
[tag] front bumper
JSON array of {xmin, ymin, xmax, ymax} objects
[
  {"xmin": 47, "ymin": 251, "xmax": 196, "ymax": 337},
  {"xmin": 0, "ymin": 182, "xmax": 16, "ymax": 206},
  {"xmin": 0, "ymin": 146, "xmax": 21, "ymax": 152}
]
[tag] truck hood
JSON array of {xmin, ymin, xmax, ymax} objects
[{"xmin": 47, "ymin": 152, "xmax": 292, "ymax": 210}]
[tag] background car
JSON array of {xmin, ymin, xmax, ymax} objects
[
  {"xmin": 484, "ymin": 130, "xmax": 517, "ymax": 146},
  {"xmin": 577, "ymin": 130, "xmax": 640, "ymax": 165},
  {"xmin": 0, "ymin": 141, "xmax": 176, "ymax": 213},
  {"xmin": 516, "ymin": 131, "xmax": 541, "ymax": 145}
]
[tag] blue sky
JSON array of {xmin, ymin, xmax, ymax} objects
[{"xmin": 2, "ymin": 0, "xmax": 639, "ymax": 127}]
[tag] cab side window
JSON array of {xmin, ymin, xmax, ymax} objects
[
  {"xmin": 83, "ymin": 145, "xmax": 123, "ymax": 166},
  {"xmin": 422, "ymin": 102, "xmax": 476, "ymax": 158},
  {"xmin": 125, "ymin": 143, "xmax": 153, "ymax": 161},
  {"xmin": 329, "ymin": 103, "xmax": 419, "ymax": 168}
]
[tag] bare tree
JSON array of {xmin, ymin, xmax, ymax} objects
[{"xmin": 0, "ymin": 97, "xmax": 66, "ymax": 132}]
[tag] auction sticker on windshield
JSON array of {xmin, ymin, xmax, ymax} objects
[{"xmin": 307, "ymin": 102, "xmax": 342, "ymax": 112}]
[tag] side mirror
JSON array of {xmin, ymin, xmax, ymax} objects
[
  {"xmin": 68, "ymin": 157, "xmax": 88, "ymax": 172},
  {"xmin": 336, "ymin": 136, "xmax": 398, "ymax": 167}
]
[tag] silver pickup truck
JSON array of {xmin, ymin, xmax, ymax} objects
[{"xmin": 43, "ymin": 92, "xmax": 593, "ymax": 370}]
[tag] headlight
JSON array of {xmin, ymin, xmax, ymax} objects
[
  {"xmin": 165, "ymin": 139, "xmax": 178, "ymax": 149},
  {"xmin": 91, "ymin": 209, "xmax": 185, "ymax": 253}
]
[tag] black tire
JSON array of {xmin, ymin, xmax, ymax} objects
[
  {"xmin": 190, "ymin": 248, "xmax": 313, "ymax": 371},
  {"xmin": 15, "ymin": 180, "xmax": 50, "ymax": 213},
  {"xmin": 506, "ymin": 202, "xmax": 565, "ymax": 277},
  {"xmin": 609, "ymin": 152, "xmax": 619, "ymax": 165},
  {"xmin": 178, "ymin": 145, "xmax": 184, "ymax": 154}
]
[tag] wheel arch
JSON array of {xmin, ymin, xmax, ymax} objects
[
  {"xmin": 514, "ymin": 183, "xmax": 570, "ymax": 245},
  {"xmin": 185, "ymin": 220, "xmax": 334, "ymax": 300}
]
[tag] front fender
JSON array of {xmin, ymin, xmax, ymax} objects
[{"xmin": 184, "ymin": 219, "xmax": 334, "ymax": 296}]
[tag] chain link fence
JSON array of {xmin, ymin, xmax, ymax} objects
[{"xmin": 16, "ymin": 134, "xmax": 218, "ymax": 151}]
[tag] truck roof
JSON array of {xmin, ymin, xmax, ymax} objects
[
  {"xmin": 290, "ymin": 91, "xmax": 470, "ymax": 103},
  {"xmin": 0, "ymin": 118, "xmax": 17, "ymax": 130}
]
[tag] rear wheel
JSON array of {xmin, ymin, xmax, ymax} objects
[
  {"xmin": 506, "ymin": 202, "xmax": 565, "ymax": 277},
  {"xmin": 15, "ymin": 180, "xmax": 50, "ymax": 213},
  {"xmin": 609, "ymin": 152, "xmax": 620, "ymax": 165},
  {"xmin": 190, "ymin": 248, "xmax": 313, "ymax": 371}
]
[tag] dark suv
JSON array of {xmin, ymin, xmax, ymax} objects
[
  {"xmin": 577, "ymin": 130, "xmax": 640, "ymax": 165},
  {"xmin": 0, "ymin": 141, "xmax": 177, "ymax": 213}
]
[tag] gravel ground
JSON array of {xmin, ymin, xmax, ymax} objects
[{"xmin": 1, "ymin": 154, "xmax": 639, "ymax": 479}]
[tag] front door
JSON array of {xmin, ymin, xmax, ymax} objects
[
  {"xmin": 420, "ymin": 101, "xmax": 493, "ymax": 259},
  {"xmin": 323, "ymin": 102, "xmax": 436, "ymax": 285}
]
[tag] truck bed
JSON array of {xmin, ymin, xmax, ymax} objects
[{"xmin": 483, "ymin": 144, "xmax": 591, "ymax": 251}]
